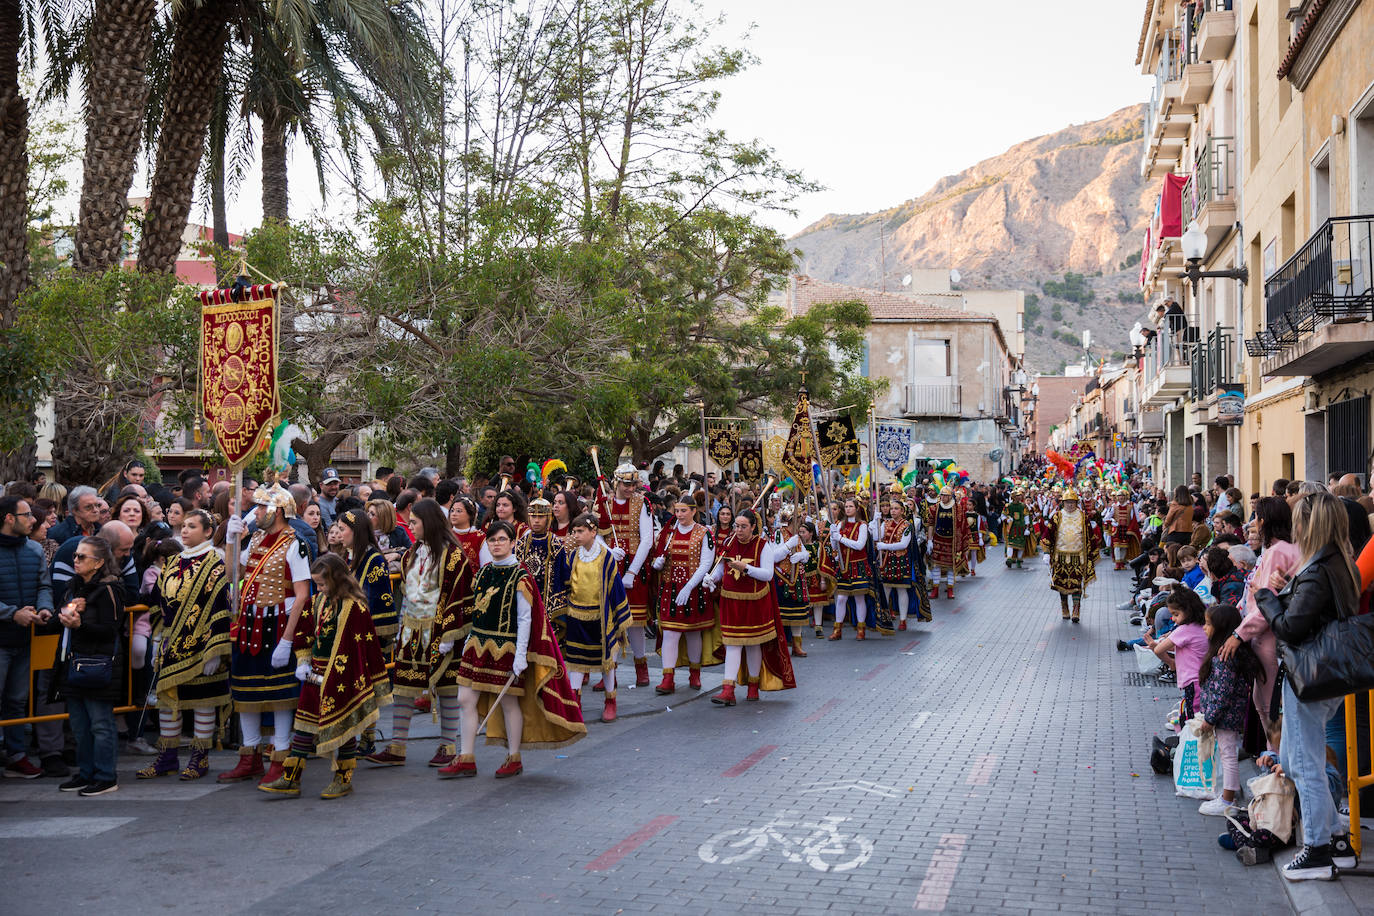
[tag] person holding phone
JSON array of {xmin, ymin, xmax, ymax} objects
[{"xmin": 56, "ymin": 537, "xmax": 124, "ymax": 796}]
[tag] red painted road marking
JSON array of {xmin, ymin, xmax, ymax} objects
[
  {"xmin": 1035, "ymin": 640, "xmax": 1048, "ymax": 651},
  {"xmin": 803, "ymin": 698, "xmax": 841, "ymax": 723},
  {"xmin": 722, "ymin": 745, "xmax": 778, "ymax": 777},
  {"xmin": 859, "ymin": 663, "xmax": 889, "ymax": 682},
  {"xmin": 901, "ymin": 640, "xmax": 921, "ymax": 652},
  {"xmin": 586, "ymin": 815, "xmax": 679, "ymax": 871},
  {"xmin": 914, "ymin": 833, "xmax": 969, "ymax": 910},
  {"xmin": 950, "ymin": 606, "xmax": 962, "ymax": 614},
  {"xmin": 934, "ymin": 620, "xmax": 945, "ymax": 628},
  {"xmin": 966, "ymin": 754, "xmax": 998, "ymax": 786}
]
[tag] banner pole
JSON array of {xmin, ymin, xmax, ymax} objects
[
  {"xmin": 228, "ymin": 466, "xmax": 243, "ymax": 615},
  {"xmin": 698, "ymin": 401, "xmax": 709, "ymax": 486}
]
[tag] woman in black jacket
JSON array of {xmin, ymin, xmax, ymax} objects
[
  {"xmin": 56, "ymin": 536, "xmax": 126, "ymax": 796},
  {"xmin": 1257, "ymin": 491, "xmax": 1360, "ymax": 881}
]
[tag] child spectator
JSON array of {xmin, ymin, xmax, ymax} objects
[
  {"xmin": 1146, "ymin": 589, "xmax": 1208, "ymax": 718},
  {"xmin": 1179, "ymin": 546, "xmax": 1203, "ymax": 588},
  {"xmin": 1195, "ymin": 603, "xmax": 1263, "ymax": 816}
]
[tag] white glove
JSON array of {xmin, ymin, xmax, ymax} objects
[
  {"xmin": 791, "ymin": 550, "xmax": 809, "ymax": 564},
  {"xmin": 512, "ymin": 652, "xmax": 528, "ymax": 677},
  {"xmin": 703, "ymin": 577, "xmax": 717, "ymax": 593},
  {"xmin": 271, "ymin": 639, "xmax": 292, "ymax": 668},
  {"xmin": 610, "ymin": 546, "xmax": 626, "ymax": 563},
  {"xmin": 438, "ymin": 641, "xmax": 453, "ymax": 655},
  {"xmin": 652, "ymin": 556, "xmax": 665, "ymax": 571},
  {"xmin": 202, "ymin": 656, "xmax": 221, "ymax": 677},
  {"xmin": 226, "ymin": 514, "xmax": 246, "ymax": 540},
  {"xmin": 674, "ymin": 585, "xmax": 691, "ymax": 607},
  {"xmin": 926, "ymin": 539, "xmax": 934, "ymax": 553},
  {"xmin": 151, "ymin": 637, "xmax": 162, "ymax": 664},
  {"xmin": 622, "ymin": 571, "xmax": 636, "ymax": 590},
  {"xmin": 295, "ymin": 662, "xmax": 310, "ymax": 682}
]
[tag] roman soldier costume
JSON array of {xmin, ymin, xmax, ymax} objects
[
  {"xmin": 926, "ymin": 487, "xmax": 968, "ymax": 599},
  {"xmin": 649, "ymin": 496, "xmax": 720, "ymax": 693},
  {"xmin": 1109, "ymin": 490, "xmax": 1142, "ymax": 569},
  {"xmin": 596, "ymin": 463, "xmax": 655, "ymax": 687}
]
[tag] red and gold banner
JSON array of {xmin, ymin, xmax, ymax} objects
[{"xmin": 199, "ymin": 284, "xmax": 279, "ymax": 468}]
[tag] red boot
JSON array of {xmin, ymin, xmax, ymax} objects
[
  {"xmin": 946, "ymin": 586, "xmax": 955, "ymax": 599},
  {"xmin": 601, "ymin": 696, "xmax": 618, "ymax": 723},
  {"xmin": 856, "ymin": 624, "xmax": 866, "ymax": 641},
  {"xmin": 655, "ymin": 670, "xmax": 676, "ymax": 695},
  {"xmin": 929, "ymin": 586, "xmax": 939, "ymax": 600},
  {"xmin": 746, "ymin": 682, "xmax": 760, "ymax": 702},
  {"xmin": 217, "ymin": 748, "xmax": 264, "ymax": 783},
  {"xmin": 710, "ymin": 682, "xmax": 737, "ymax": 706},
  {"xmin": 688, "ymin": 667, "xmax": 702, "ymax": 690},
  {"xmin": 592, "ymin": 677, "xmax": 606, "ymax": 692},
  {"xmin": 438, "ymin": 754, "xmax": 477, "ymax": 779},
  {"xmin": 634, "ymin": 657, "xmax": 650, "ymax": 687},
  {"xmin": 259, "ymin": 751, "xmax": 286, "ymax": 787},
  {"xmin": 494, "ymin": 754, "xmax": 523, "ymax": 779},
  {"xmin": 898, "ymin": 619, "xmax": 908, "ymax": 631}
]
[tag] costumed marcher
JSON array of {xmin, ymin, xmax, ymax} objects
[
  {"xmin": 448, "ymin": 496, "xmax": 486, "ymax": 570},
  {"xmin": 366, "ymin": 499, "xmax": 474, "ymax": 770},
  {"xmin": 771, "ymin": 509, "xmax": 812, "ymax": 657},
  {"xmin": 484, "ymin": 488, "xmax": 530, "ymax": 543},
  {"xmin": 548, "ymin": 488, "xmax": 582, "ymax": 542},
  {"xmin": 137, "ymin": 509, "xmax": 230, "ymax": 781},
  {"xmin": 259, "ymin": 554, "xmax": 392, "ymax": 799},
  {"xmin": 1003, "ymin": 489, "xmax": 1029, "ymax": 568},
  {"xmin": 333, "ymin": 508, "xmax": 398, "ymax": 641},
  {"xmin": 800, "ymin": 520, "xmax": 836, "ymax": 638},
  {"xmin": 924, "ymin": 487, "xmax": 968, "ymax": 599},
  {"xmin": 875, "ymin": 492, "xmax": 919, "ymax": 630},
  {"xmin": 595, "ymin": 464, "xmax": 655, "ymax": 687},
  {"xmin": 447, "ymin": 521, "xmax": 586, "ymax": 778},
  {"xmin": 964, "ymin": 502, "xmax": 987, "ymax": 577},
  {"xmin": 1109, "ymin": 488, "xmax": 1142, "ymax": 570},
  {"xmin": 554, "ymin": 513, "xmax": 631, "ymax": 721},
  {"xmin": 220, "ymin": 483, "xmax": 311, "ymax": 786},
  {"xmin": 828, "ymin": 496, "xmax": 879, "ymax": 639},
  {"xmin": 516, "ymin": 498, "xmax": 567, "ymax": 635},
  {"xmin": 707, "ymin": 509, "xmax": 797, "ymax": 705},
  {"xmin": 1044, "ymin": 490, "xmax": 1101, "ymax": 622},
  {"xmin": 648, "ymin": 494, "xmax": 718, "ymax": 693}
]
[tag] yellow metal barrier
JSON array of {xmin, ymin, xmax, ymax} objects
[
  {"xmin": 1347, "ymin": 690, "xmax": 1374, "ymax": 855},
  {"xmin": 0, "ymin": 604, "xmax": 153, "ymax": 728}
]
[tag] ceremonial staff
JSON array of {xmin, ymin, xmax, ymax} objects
[
  {"xmin": 587, "ymin": 446, "xmax": 622, "ymax": 548},
  {"xmin": 709, "ymin": 474, "xmax": 777, "ymax": 578}
]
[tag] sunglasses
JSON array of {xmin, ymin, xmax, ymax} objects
[{"xmin": 74, "ymin": 552, "xmax": 97, "ymax": 562}]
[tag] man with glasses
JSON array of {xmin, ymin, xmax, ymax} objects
[
  {"xmin": 49, "ymin": 486, "xmax": 101, "ymax": 545},
  {"xmin": 0, "ymin": 496, "xmax": 54, "ymax": 778}
]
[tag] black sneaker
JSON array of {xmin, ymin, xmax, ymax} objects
[
  {"xmin": 1332, "ymin": 835, "xmax": 1359, "ymax": 870},
  {"xmin": 1116, "ymin": 639, "xmax": 1130, "ymax": 651},
  {"xmin": 1283, "ymin": 843, "xmax": 1336, "ymax": 881},
  {"xmin": 41, "ymin": 755, "xmax": 69, "ymax": 778},
  {"xmin": 78, "ymin": 780, "xmax": 119, "ymax": 797},
  {"xmin": 58, "ymin": 775, "xmax": 90, "ymax": 792}
]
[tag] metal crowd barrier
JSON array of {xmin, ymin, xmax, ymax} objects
[
  {"xmin": 1347, "ymin": 690, "xmax": 1374, "ymax": 855},
  {"xmin": 0, "ymin": 605, "xmax": 153, "ymax": 728}
]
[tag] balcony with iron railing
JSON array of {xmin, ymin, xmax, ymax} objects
[
  {"xmin": 1140, "ymin": 28, "xmax": 1186, "ymax": 179},
  {"xmin": 1249, "ymin": 216, "xmax": 1374, "ymax": 377},
  {"xmin": 1183, "ymin": 136, "xmax": 1237, "ymax": 251},
  {"xmin": 1191, "ymin": 0, "xmax": 1236, "ymax": 62},
  {"xmin": 1142, "ymin": 319, "xmax": 1196, "ymax": 407}
]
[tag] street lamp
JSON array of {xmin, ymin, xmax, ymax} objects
[{"xmin": 1179, "ymin": 221, "xmax": 1249, "ymax": 296}]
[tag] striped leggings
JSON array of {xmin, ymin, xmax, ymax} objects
[
  {"xmin": 158, "ymin": 708, "xmax": 217, "ymax": 749},
  {"xmin": 390, "ymin": 695, "xmax": 461, "ymax": 745}
]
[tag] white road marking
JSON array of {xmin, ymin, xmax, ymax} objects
[{"xmin": 0, "ymin": 817, "xmax": 136, "ymax": 838}]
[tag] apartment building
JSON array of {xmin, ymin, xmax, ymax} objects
[
  {"xmin": 1136, "ymin": 0, "xmax": 1247, "ymax": 492},
  {"xmin": 1243, "ymin": 0, "xmax": 1374, "ymax": 488},
  {"xmin": 783, "ymin": 275, "xmax": 1025, "ymax": 482}
]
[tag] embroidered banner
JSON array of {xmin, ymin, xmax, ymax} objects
[
  {"xmin": 706, "ymin": 420, "xmax": 743, "ymax": 468},
  {"xmin": 817, "ymin": 413, "xmax": 860, "ymax": 473},
  {"xmin": 780, "ymin": 388, "xmax": 817, "ymax": 497},
  {"xmin": 738, "ymin": 440, "xmax": 764, "ymax": 482},
  {"xmin": 200, "ymin": 285, "xmax": 280, "ymax": 468},
  {"xmin": 875, "ymin": 422, "xmax": 913, "ymax": 473}
]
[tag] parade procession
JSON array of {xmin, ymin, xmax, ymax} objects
[{"xmin": 7, "ymin": 0, "xmax": 1374, "ymax": 911}]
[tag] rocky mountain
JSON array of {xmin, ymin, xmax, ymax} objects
[{"xmin": 790, "ymin": 105, "xmax": 1153, "ymax": 372}]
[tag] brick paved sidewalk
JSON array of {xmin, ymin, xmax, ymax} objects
[{"xmin": 1, "ymin": 549, "xmax": 1370, "ymax": 914}]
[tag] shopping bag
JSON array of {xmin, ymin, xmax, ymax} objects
[
  {"xmin": 1134, "ymin": 644, "xmax": 1162, "ymax": 675},
  {"xmin": 1246, "ymin": 771, "xmax": 1296, "ymax": 843},
  {"xmin": 1172, "ymin": 718, "xmax": 1215, "ymax": 799}
]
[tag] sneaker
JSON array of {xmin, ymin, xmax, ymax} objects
[
  {"xmin": 1128, "ymin": 616, "xmax": 1144, "ymax": 626},
  {"xmin": 1218, "ymin": 832, "xmax": 1238, "ymax": 851},
  {"xmin": 78, "ymin": 780, "xmax": 119, "ymax": 797},
  {"xmin": 1116, "ymin": 639, "xmax": 1130, "ymax": 652},
  {"xmin": 125, "ymin": 737, "xmax": 158, "ymax": 756},
  {"xmin": 1332, "ymin": 835, "xmax": 1359, "ymax": 870},
  {"xmin": 40, "ymin": 755, "xmax": 69, "ymax": 778},
  {"xmin": 3, "ymin": 757, "xmax": 42, "ymax": 779},
  {"xmin": 1282, "ymin": 844, "xmax": 1336, "ymax": 881},
  {"xmin": 1116, "ymin": 600, "xmax": 1136, "ymax": 611},
  {"xmin": 1158, "ymin": 671, "xmax": 1176, "ymax": 683},
  {"xmin": 58, "ymin": 775, "xmax": 90, "ymax": 792},
  {"xmin": 1199, "ymin": 797, "xmax": 1240, "ymax": 817}
]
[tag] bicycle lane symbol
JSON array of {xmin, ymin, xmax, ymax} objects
[{"xmin": 697, "ymin": 810, "xmax": 875, "ymax": 873}]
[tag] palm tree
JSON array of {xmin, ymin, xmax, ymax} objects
[
  {"xmin": 71, "ymin": 0, "xmax": 158, "ymax": 273},
  {"xmin": 0, "ymin": 0, "xmax": 39, "ymax": 321}
]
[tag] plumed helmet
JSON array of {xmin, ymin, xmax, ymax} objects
[
  {"xmin": 613, "ymin": 463, "xmax": 638, "ymax": 484},
  {"xmin": 253, "ymin": 481, "xmax": 296, "ymax": 521}
]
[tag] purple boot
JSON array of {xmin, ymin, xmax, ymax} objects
[
  {"xmin": 179, "ymin": 748, "xmax": 210, "ymax": 781},
  {"xmin": 136, "ymin": 747, "xmax": 179, "ymax": 779}
]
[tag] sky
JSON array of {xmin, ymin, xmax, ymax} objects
[{"xmin": 212, "ymin": 0, "xmax": 1153, "ymax": 240}]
